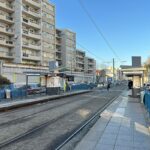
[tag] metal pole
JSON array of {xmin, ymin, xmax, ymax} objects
[
  {"xmin": 71, "ymin": 59, "xmax": 72, "ymax": 75},
  {"xmin": 113, "ymin": 58, "xmax": 115, "ymax": 82},
  {"xmin": 0, "ymin": 61, "xmax": 3, "ymax": 75}
]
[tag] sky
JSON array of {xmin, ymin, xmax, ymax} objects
[{"xmin": 50, "ymin": 0, "xmax": 150, "ymax": 68}]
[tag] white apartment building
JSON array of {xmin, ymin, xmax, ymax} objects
[
  {"xmin": 0, "ymin": 0, "xmax": 55, "ymax": 66},
  {"xmin": 61, "ymin": 29, "xmax": 76, "ymax": 72},
  {"xmin": 55, "ymin": 28, "xmax": 62, "ymax": 67},
  {"xmin": 75, "ymin": 49, "xmax": 85, "ymax": 72},
  {"xmin": 84, "ymin": 57, "xmax": 96, "ymax": 74},
  {"xmin": 55, "ymin": 28, "xmax": 96, "ymax": 82}
]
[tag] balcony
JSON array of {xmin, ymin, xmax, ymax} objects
[
  {"xmin": 76, "ymin": 66, "xmax": 84, "ymax": 71},
  {"xmin": 23, "ymin": 6, "xmax": 41, "ymax": 19},
  {"xmin": 88, "ymin": 67, "xmax": 94, "ymax": 71},
  {"xmin": 0, "ymin": 1, "xmax": 14, "ymax": 13},
  {"xmin": 56, "ymin": 49, "xmax": 61, "ymax": 53},
  {"xmin": 22, "ymin": 18, "xmax": 41, "ymax": 29},
  {"xmin": 22, "ymin": 42, "xmax": 41, "ymax": 51},
  {"xmin": 56, "ymin": 35, "xmax": 62, "ymax": 39},
  {"xmin": 23, "ymin": 29, "xmax": 41, "ymax": 40},
  {"xmin": 42, "ymin": 17, "xmax": 54, "ymax": 25},
  {"xmin": 0, "ymin": 14, "xmax": 14, "ymax": 24},
  {"xmin": 76, "ymin": 61, "xmax": 84, "ymax": 65},
  {"xmin": 42, "ymin": 6, "xmax": 54, "ymax": 16},
  {"xmin": 56, "ymin": 57, "xmax": 61, "ymax": 61},
  {"xmin": 88, "ymin": 62, "xmax": 94, "ymax": 66},
  {"xmin": 56, "ymin": 41, "xmax": 61, "ymax": 46},
  {"xmin": 0, "ymin": 40, "xmax": 14, "ymax": 47},
  {"xmin": 23, "ymin": 0, "xmax": 41, "ymax": 8},
  {"xmin": 0, "ymin": 51, "xmax": 14, "ymax": 59},
  {"xmin": 0, "ymin": 26, "xmax": 14, "ymax": 36},
  {"xmin": 22, "ymin": 53, "xmax": 41, "ymax": 61},
  {"xmin": 76, "ymin": 54, "xmax": 84, "ymax": 59}
]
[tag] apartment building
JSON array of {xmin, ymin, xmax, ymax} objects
[
  {"xmin": 55, "ymin": 28, "xmax": 62, "ymax": 67},
  {"xmin": 41, "ymin": 0, "xmax": 55, "ymax": 66},
  {"xmin": 0, "ymin": 0, "xmax": 15, "ymax": 63},
  {"xmin": 75, "ymin": 49, "xmax": 85, "ymax": 72},
  {"xmin": 61, "ymin": 29, "xmax": 76, "ymax": 72},
  {"xmin": 84, "ymin": 57, "xmax": 96, "ymax": 74},
  {"xmin": 0, "ymin": 0, "xmax": 55, "ymax": 66}
]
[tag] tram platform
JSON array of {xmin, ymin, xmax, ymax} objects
[
  {"xmin": 75, "ymin": 90, "xmax": 150, "ymax": 150},
  {"xmin": 0, "ymin": 90, "xmax": 90, "ymax": 111}
]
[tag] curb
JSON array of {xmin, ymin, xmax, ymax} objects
[{"xmin": 0, "ymin": 90, "xmax": 91, "ymax": 112}]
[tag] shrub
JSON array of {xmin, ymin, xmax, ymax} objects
[{"xmin": 0, "ymin": 75, "xmax": 11, "ymax": 86}]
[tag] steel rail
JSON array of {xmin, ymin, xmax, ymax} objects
[
  {"xmin": 0, "ymin": 95, "xmax": 98, "ymax": 149},
  {"xmin": 55, "ymin": 95, "xmax": 120, "ymax": 150}
]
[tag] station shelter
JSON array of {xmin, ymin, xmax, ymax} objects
[{"xmin": 121, "ymin": 67, "xmax": 146, "ymax": 97}]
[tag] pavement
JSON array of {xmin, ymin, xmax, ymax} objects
[
  {"xmin": 75, "ymin": 90, "xmax": 150, "ymax": 150},
  {"xmin": 0, "ymin": 90, "xmax": 91, "ymax": 111}
]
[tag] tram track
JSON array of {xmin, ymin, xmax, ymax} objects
[
  {"xmin": 0, "ymin": 92, "xmax": 95, "ymax": 127},
  {"xmin": 0, "ymin": 97, "xmax": 100, "ymax": 149},
  {"xmin": 55, "ymin": 95, "xmax": 120, "ymax": 150},
  {"xmin": 0, "ymin": 95, "xmax": 90, "ymax": 128},
  {"xmin": 0, "ymin": 86, "xmax": 125, "ymax": 150}
]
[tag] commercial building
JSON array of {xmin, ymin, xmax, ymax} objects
[{"xmin": 0, "ymin": 0, "xmax": 55, "ymax": 66}]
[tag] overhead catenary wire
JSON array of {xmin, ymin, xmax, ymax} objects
[
  {"xmin": 77, "ymin": 41, "xmax": 105, "ymax": 62},
  {"xmin": 78, "ymin": 0, "xmax": 121, "ymax": 61},
  {"xmin": 14, "ymin": 0, "xmax": 113, "ymax": 66}
]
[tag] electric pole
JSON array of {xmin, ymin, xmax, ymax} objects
[{"xmin": 113, "ymin": 58, "xmax": 115, "ymax": 82}]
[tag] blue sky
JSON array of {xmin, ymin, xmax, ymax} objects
[{"xmin": 50, "ymin": 0, "xmax": 150, "ymax": 67}]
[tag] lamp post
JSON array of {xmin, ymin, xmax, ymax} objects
[
  {"xmin": 0, "ymin": 61, "xmax": 3, "ymax": 75},
  {"xmin": 103, "ymin": 59, "xmax": 126, "ymax": 83}
]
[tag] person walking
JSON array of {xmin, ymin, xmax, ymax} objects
[{"xmin": 107, "ymin": 82, "xmax": 110, "ymax": 91}]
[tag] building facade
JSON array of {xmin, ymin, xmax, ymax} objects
[
  {"xmin": 75, "ymin": 49, "xmax": 85, "ymax": 72},
  {"xmin": 84, "ymin": 57, "xmax": 96, "ymax": 74},
  {"xmin": 0, "ymin": 0, "xmax": 55, "ymax": 66},
  {"xmin": 61, "ymin": 29, "xmax": 76, "ymax": 72},
  {"xmin": 0, "ymin": 1, "xmax": 96, "ymax": 83},
  {"xmin": 55, "ymin": 28, "xmax": 62, "ymax": 67}
]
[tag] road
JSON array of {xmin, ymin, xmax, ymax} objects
[{"xmin": 0, "ymin": 85, "xmax": 126, "ymax": 150}]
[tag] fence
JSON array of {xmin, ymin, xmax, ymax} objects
[
  {"xmin": 0, "ymin": 83, "xmax": 97, "ymax": 101},
  {"xmin": 71, "ymin": 83, "xmax": 97, "ymax": 91}
]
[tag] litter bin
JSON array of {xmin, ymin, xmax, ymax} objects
[
  {"xmin": 132, "ymin": 88, "xmax": 140, "ymax": 98},
  {"xmin": 5, "ymin": 89, "xmax": 11, "ymax": 99}
]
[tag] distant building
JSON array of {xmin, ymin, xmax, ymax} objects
[
  {"xmin": 84, "ymin": 57, "xmax": 96, "ymax": 74},
  {"xmin": 75, "ymin": 49, "xmax": 85, "ymax": 72},
  {"xmin": 61, "ymin": 29, "xmax": 76, "ymax": 72},
  {"xmin": 55, "ymin": 29, "xmax": 63, "ymax": 67},
  {"xmin": 132, "ymin": 56, "xmax": 141, "ymax": 67}
]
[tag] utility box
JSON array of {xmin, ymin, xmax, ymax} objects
[
  {"xmin": 131, "ymin": 75, "xmax": 141, "ymax": 98},
  {"xmin": 5, "ymin": 89, "xmax": 11, "ymax": 99},
  {"xmin": 132, "ymin": 88, "xmax": 140, "ymax": 98},
  {"xmin": 46, "ymin": 87, "xmax": 60, "ymax": 95}
]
